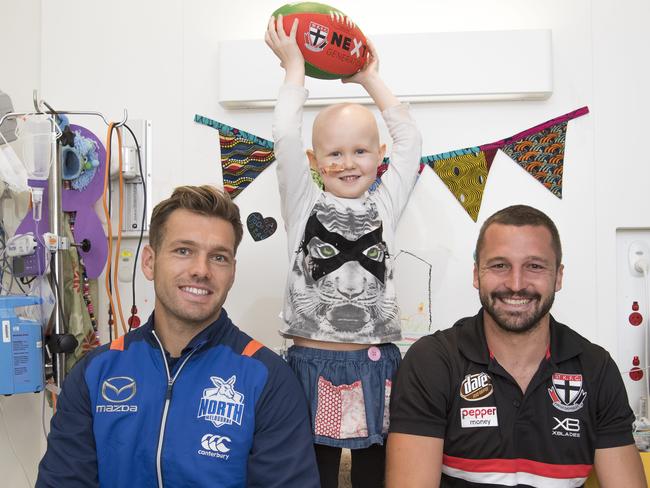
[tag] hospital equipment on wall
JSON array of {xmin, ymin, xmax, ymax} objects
[{"xmin": 0, "ymin": 90, "xmax": 142, "ymax": 396}]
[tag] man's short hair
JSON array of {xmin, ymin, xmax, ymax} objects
[
  {"xmin": 474, "ymin": 204, "xmax": 562, "ymax": 267},
  {"xmin": 149, "ymin": 185, "xmax": 243, "ymax": 253}
]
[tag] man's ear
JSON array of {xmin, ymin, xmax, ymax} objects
[
  {"xmin": 306, "ymin": 149, "xmax": 319, "ymax": 171},
  {"xmin": 555, "ymin": 263, "xmax": 564, "ymax": 292},
  {"xmin": 141, "ymin": 244, "xmax": 155, "ymax": 281},
  {"xmin": 230, "ymin": 259, "xmax": 237, "ymax": 288}
]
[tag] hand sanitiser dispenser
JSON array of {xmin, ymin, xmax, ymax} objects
[{"xmin": 0, "ymin": 295, "xmax": 44, "ymax": 395}]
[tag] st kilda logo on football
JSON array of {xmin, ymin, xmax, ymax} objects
[
  {"xmin": 460, "ymin": 372, "xmax": 494, "ymax": 402},
  {"xmin": 305, "ymin": 22, "xmax": 367, "ymax": 60}
]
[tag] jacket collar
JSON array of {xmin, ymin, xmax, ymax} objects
[{"xmin": 142, "ymin": 308, "xmax": 232, "ymax": 356}]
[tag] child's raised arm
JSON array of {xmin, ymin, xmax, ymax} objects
[
  {"xmin": 343, "ymin": 40, "xmax": 399, "ymax": 112},
  {"xmin": 265, "ymin": 15, "xmax": 305, "ymax": 87}
]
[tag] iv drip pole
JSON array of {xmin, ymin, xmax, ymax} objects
[{"xmin": 0, "ymin": 90, "xmax": 127, "ymax": 388}]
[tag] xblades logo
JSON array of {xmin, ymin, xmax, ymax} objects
[{"xmin": 552, "ymin": 417, "xmax": 580, "ymax": 438}]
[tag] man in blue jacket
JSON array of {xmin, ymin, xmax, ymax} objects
[{"xmin": 37, "ymin": 185, "xmax": 320, "ymax": 487}]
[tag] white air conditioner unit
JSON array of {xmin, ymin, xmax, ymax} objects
[{"xmin": 218, "ymin": 29, "xmax": 553, "ymax": 108}]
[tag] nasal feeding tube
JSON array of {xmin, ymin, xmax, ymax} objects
[
  {"xmin": 321, "ymin": 163, "xmax": 346, "ymax": 175},
  {"xmin": 21, "ymin": 116, "xmax": 55, "ymax": 221}
]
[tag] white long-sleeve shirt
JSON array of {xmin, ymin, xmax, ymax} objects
[{"xmin": 273, "ymin": 83, "xmax": 422, "ymax": 344}]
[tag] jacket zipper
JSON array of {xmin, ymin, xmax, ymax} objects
[{"xmin": 152, "ymin": 331, "xmax": 198, "ymax": 488}]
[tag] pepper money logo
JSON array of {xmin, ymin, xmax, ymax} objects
[
  {"xmin": 96, "ymin": 376, "xmax": 138, "ymax": 413},
  {"xmin": 197, "ymin": 375, "xmax": 245, "ymax": 428}
]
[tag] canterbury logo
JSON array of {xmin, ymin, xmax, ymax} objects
[
  {"xmin": 201, "ymin": 434, "xmax": 231, "ymax": 453},
  {"xmin": 101, "ymin": 376, "xmax": 137, "ymax": 403}
]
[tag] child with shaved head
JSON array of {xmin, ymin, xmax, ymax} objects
[{"xmin": 266, "ymin": 15, "xmax": 422, "ymax": 487}]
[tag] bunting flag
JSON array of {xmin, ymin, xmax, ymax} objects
[
  {"xmin": 421, "ymin": 148, "xmax": 489, "ymax": 222},
  {"xmin": 194, "ymin": 115, "xmax": 275, "ymax": 199},
  {"xmin": 500, "ymin": 122, "xmax": 567, "ymax": 198},
  {"xmin": 194, "ymin": 106, "xmax": 588, "ymax": 219},
  {"xmin": 482, "ymin": 106, "xmax": 590, "ymax": 199}
]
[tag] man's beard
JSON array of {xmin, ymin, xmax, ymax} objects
[{"xmin": 479, "ymin": 287, "xmax": 555, "ymax": 334}]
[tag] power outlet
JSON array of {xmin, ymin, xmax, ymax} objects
[{"xmin": 629, "ymin": 240, "xmax": 650, "ymax": 276}]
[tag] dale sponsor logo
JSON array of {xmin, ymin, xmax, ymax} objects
[
  {"xmin": 548, "ymin": 373, "xmax": 587, "ymax": 413},
  {"xmin": 460, "ymin": 406, "xmax": 498, "ymax": 428},
  {"xmin": 460, "ymin": 372, "xmax": 494, "ymax": 402},
  {"xmin": 197, "ymin": 375, "xmax": 245, "ymax": 428}
]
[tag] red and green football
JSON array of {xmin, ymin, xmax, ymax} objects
[{"xmin": 272, "ymin": 2, "xmax": 368, "ymax": 80}]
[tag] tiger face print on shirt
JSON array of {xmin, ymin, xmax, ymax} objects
[{"xmin": 288, "ymin": 199, "xmax": 398, "ymax": 342}]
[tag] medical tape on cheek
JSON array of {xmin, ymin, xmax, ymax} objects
[{"xmin": 321, "ymin": 163, "xmax": 345, "ymax": 175}]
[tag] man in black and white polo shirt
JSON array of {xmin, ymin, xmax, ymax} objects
[{"xmin": 386, "ymin": 204, "xmax": 646, "ymax": 487}]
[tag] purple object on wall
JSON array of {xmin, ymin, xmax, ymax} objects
[{"xmin": 61, "ymin": 125, "xmax": 108, "ymax": 278}]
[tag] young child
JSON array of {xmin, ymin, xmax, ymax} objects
[{"xmin": 266, "ymin": 15, "xmax": 422, "ymax": 487}]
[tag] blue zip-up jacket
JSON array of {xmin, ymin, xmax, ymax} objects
[{"xmin": 36, "ymin": 310, "xmax": 319, "ymax": 487}]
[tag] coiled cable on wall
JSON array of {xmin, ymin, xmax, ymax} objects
[{"xmin": 122, "ymin": 123, "xmax": 146, "ymax": 333}]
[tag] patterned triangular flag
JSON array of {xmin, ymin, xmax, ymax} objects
[
  {"xmin": 422, "ymin": 147, "xmax": 489, "ymax": 222},
  {"xmin": 482, "ymin": 106, "xmax": 589, "ymax": 200},
  {"xmin": 195, "ymin": 115, "xmax": 275, "ymax": 199},
  {"xmin": 501, "ymin": 122, "xmax": 567, "ymax": 198}
]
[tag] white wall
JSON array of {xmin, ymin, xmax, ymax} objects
[
  {"xmin": 0, "ymin": 1, "xmax": 47, "ymax": 486},
  {"xmin": 1, "ymin": 0, "xmax": 41, "ymax": 113},
  {"xmin": 2, "ymin": 0, "xmax": 649, "ymax": 483}
]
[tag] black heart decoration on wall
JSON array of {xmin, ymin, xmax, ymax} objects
[{"xmin": 246, "ymin": 212, "xmax": 277, "ymax": 241}]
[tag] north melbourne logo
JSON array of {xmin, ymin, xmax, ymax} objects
[
  {"xmin": 304, "ymin": 21, "xmax": 329, "ymax": 52},
  {"xmin": 548, "ymin": 373, "xmax": 587, "ymax": 413},
  {"xmin": 197, "ymin": 375, "xmax": 245, "ymax": 428}
]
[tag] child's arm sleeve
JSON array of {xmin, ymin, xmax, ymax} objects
[
  {"xmin": 375, "ymin": 104, "xmax": 422, "ymax": 227},
  {"xmin": 272, "ymin": 83, "xmax": 318, "ymax": 228}
]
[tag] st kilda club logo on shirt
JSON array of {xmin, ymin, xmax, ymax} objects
[
  {"xmin": 548, "ymin": 373, "xmax": 587, "ymax": 412},
  {"xmin": 460, "ymin": 372, "xmax": 494, "ymax": 401}
]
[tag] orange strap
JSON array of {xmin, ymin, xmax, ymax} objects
[
  {"xmin": 109, "ymin": 335, "xmax": 125, "ymax": 351},
  {"xmin": 102, "ymin": 124, "xmax": 117, "ymax": 338},
  {"xmin": 241, "ymin": 339, "xmax": 263, "ymax": 357}
]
